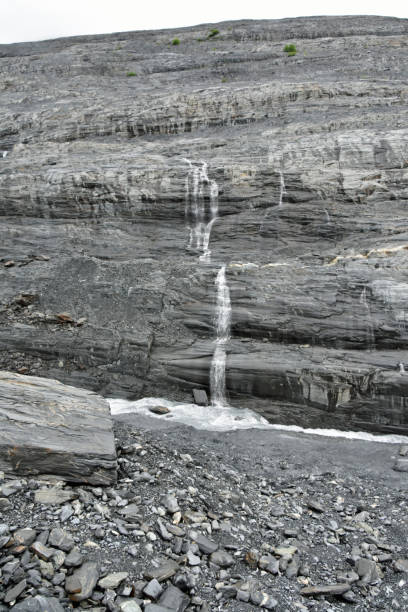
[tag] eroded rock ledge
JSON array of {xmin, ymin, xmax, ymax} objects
[{"xmin": 0, "ymin": 371, "xmax": 117, "ymax": 484}]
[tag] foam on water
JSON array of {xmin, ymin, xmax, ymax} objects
[
  {"xmin": 108, "ymin": 397, "xmax": 408, "ymax": 443},
  {"xmin": 109, "ymin": 397, "xmax": 266, "ymax": 431}
]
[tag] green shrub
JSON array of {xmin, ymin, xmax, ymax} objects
[
  {"xmin": 283, "ymin": 43, "xmax": 297, "ymax": 55},
  {"xmin": 172, "ymin": 38, "xmax": 180, "ymax": 45},
  {"xmin": 221, "ymin": 76, "xmax": 228, "ymax": 83},
  {"xmin": 208, "ymin": 29, "xmax": 219, "ymax": 39},
  {"xmin": 126, "ymin": 71, "xmax": 136, "ymax": 77}
]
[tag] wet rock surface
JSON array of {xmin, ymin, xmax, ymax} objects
[
  {"xmin": 0, "ymin": 16, "xmax": 408, "ymax": 432},
  {"xmin": 0, "ymin": 415, "xmax": 407, "ymax": 610}
]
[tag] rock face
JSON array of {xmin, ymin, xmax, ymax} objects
[
  {"xmin": 0, "ymin": 16, "xmax": 408, "ymax": 433},
  {"xmin": 0, "ymin": 371, "xmax": 117, "ymax": 483}
]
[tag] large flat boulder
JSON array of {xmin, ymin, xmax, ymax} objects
[{"xmin": 0, "ymin": 371, "xmax": 117, "ymax": 484}]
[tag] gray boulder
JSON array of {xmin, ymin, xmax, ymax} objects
[
  {"xmin": 0, "ymin": 371, "xmax": 116, "ymax": 484},
  {"xmin": 12, "ymin": 596, "xmax": 65, "ymax": 612}
]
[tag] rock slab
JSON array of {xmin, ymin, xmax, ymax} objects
[{"xmin": 0, "ymin": 371, "xmax": 117, "ymax": 484}]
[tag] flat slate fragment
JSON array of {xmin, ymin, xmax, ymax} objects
[
  {"xmin": 34, "ymin": 488, "xmax": 76, "ymax": 505},
  {"xmin": 144, "ymin": 560, "xmax": 179, "ymax": 582},
  {"xmin": 159, "ymin": 585, "xmax": 190, "ymax": 612},
  {"xmin": 0, "ymin": 371, "xmax": 117, "ymax": 485},
  {"xmin": 12, "ymin": 596, "xmax": 65, "ymax": 612},
  {"xmin": 301, "ymin": 583, "xmax": 351, "ymax": 596},
  {"xmin": 98, "ymin": 571, "xmax": 129, "ymax": 589},
  {"xmin": 68, "ymin": 561, "xmax": 100, "ymax": 602},
  {"xmin": 4, "ymin": 578, "xmax": 27, "ymax": 603},
  {"xmin": 192, "ymin": 389, "xmax": 208, "ymax": 406},
  {"xmin": 31, "ymin": 541, "xmax": 55, "ymax": 561},
  {"xmin": 393, "ymin": 458, "xmax": 408, "ymax": 472}
]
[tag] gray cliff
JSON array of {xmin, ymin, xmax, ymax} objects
[{"xmin": 0, "ymin": 15, "xmax": 407, "ymax": 433}]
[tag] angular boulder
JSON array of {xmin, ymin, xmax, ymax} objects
[{"xmin": 0, "ymin": 371, "xmax": 116, "ymax": 484}]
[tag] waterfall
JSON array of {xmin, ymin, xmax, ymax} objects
[
  {"xmin": 183, "ymin": 159, "xmax": 219, "ymax": 261},
  {"xmin": 399, "ymin": 362, "xmax": 406, "ymax": 373},
  {"xmin": 210, "ymin": 265, "xmax": 231, "ymax": 406},
  {"xmin": 182, "ymin": 160, "xmax": 230, "ymax": 404},
  {"xmin": 2, "ymin": 151, "xmax": 8, "ymax": 159}
]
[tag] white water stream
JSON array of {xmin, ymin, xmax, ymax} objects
[
  {"xmin": 182, "ymin": 161, "xmax": 231, "ymax": 405},
  {"xmin": 210, "ymin": 265, "xmax": 231, "ymax": 407},
  {"xmin": 109, "ymin": 397, "xmax": 407, "ymax": 442},
  {"xmin": 183, "ymin": 159, "xmax": 218, "ymax": 261}
]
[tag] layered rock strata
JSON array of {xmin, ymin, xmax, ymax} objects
[
  {"xmin": 0, "ymin": 371, "xmax": 117, "ymax": 484},
  {"xmin": 1, "ymin": 15, "xmax": 408, "ymax": 432}
]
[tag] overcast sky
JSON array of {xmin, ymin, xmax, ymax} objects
[{"xmin": 1, "ymin": 0, "xmax": 407, "ymax": 44}]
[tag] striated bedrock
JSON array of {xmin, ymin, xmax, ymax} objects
[
  {"xmin": 0, "ymin": 15, "xmax": 408, "ymax": 433},
  {"xmin": 0, "ymin": 371, "xmax": 117, "ymax": 484}
]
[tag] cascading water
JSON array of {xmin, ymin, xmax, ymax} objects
[
  {"xmin": 201, "ymin": 181, "xmax": 219, "ymax": 260},
  {"xmin": 210, "ymin": 265, "xmax": 231, "ymax": 406},
  {"xmin": 2, "ymin": 151, "xmax": 8, "ymax": 159},
  {"xmin": 183, "ymin": 159, "xmax": 219, "ymax": 261},
  {"xmin": 109, "ymin": 161, "xmax": 408, "ymax": 441}
]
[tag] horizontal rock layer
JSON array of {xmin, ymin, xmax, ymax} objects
[
  {"xmin": 1, "ymin": 15, "xmax": 408, "ymax": 432},
  {"xmin": 0, "ymin": 371, "xmax": 117, "ymax": 483}
]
